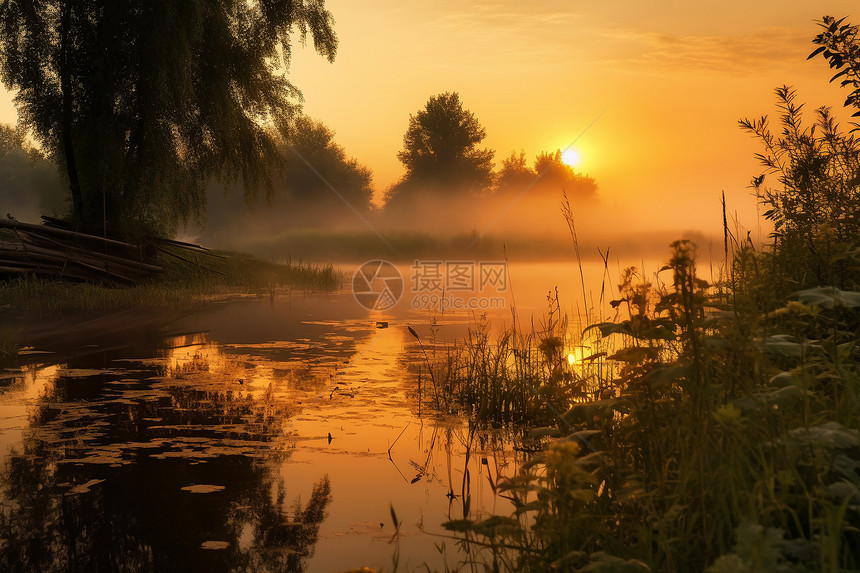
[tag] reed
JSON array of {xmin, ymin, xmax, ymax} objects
[{"xmin": 433, "ymin": 237, "xmax": 860, "ymax": 572}]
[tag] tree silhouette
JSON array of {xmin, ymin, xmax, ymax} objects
[
  {"xmin": 202, "ymin": 116, "xmax": 374, "ymax": 244},
  {"xmin": 0, "ymin": 0, "xmax": 338, "ymax": 237},
  {"xmin": 494, "ymin": 149, "xmax": 597, "ymax": 201},
  {"xmin": 386, "ymin": 92, "xmax": 494, "ymax": 206},
  {"xmin": 495, "ymin": 150, "xmax": 534, "ymax": 192},
  {"xmin": 283, "ymin": 116, "xmax": 374, "ymax": 212},
  {"xmin": 0, "ymin": 124, "xmax": 66, "ymax": 221}
]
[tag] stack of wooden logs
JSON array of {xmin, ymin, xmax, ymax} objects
[{"xmin": 0, "ymin": 216, "xmax": 162, "ymax": 285}]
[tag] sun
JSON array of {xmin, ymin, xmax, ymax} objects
[{"xmin": 561, "ymin": 148, "xmax": 580, "ymax": 167}]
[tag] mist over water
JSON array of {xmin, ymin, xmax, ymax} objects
[{"xmin": 194, "ymin": 175, "xmax": 718, "ymax": 267}]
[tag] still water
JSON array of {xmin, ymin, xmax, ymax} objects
[{"xmin": 0, "ymin": 261, "xmax": 638, "ymax": 571}]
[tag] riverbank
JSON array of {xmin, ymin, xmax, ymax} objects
[{"xmin": 0, "ymin": 246, "xmax": 342, "ymax": 366}]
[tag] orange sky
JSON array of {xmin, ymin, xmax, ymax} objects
[
  {"xmin": 1, "ymin": 1, "xmax": 857, "ymax": 241},
  {"xmin": 285, "ymin": 0, "xmax": 858, "ymax": 239}
]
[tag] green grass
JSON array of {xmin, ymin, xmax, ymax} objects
[{"xmin": 428, "ymin": 239, "xmax": 860, "ymax": 572}]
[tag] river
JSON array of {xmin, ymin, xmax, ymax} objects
[{"xmin": 0, "ymin": 259, "xmax": 661, "ymax": 571}]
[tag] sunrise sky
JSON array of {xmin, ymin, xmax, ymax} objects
[
  {"xmin": 286, "ymin": 0, "xmax": 858, "ymax": 238},
  {"xmin": 1, "ymin": 1, "xmax": 857, "ymax": 241}
]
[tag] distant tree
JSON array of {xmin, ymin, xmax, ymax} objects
[
  {"xmin": 0, "ymin": 0, "xmax": 337, "ymax": 237},
  {"xmin": 496, "ymin": 150, "xmax": 535, "ymax": 192},
  {"xmin": 533, "ymin": 150, "xmax": 597, "ymax": 199},
  {"xmin": 0, "ymin": 124, "xmax": 66, "ymax": 221},
  {"xmin": 386, "ymin": 92, "xmax": 494, "ymax": 205},
  {"xmin": 203, "ymin": 116, "xmax": 374, "ymax": 243},
  {"xmin": 283, "ymin": 116, "xmax": 374, "ymax": 212},
  {"xmin": 493, "ymin": 149, "xmax": 597, "ymax": 201}
]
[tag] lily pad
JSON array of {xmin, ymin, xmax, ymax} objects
[{"xmin": 181, "ymin": 484, "xmax": 226, "ymax": 494}]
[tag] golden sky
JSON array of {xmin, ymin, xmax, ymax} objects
[
  {"xmin": 1, "ymin": 1, "xmax": 856, "ymax": 240},
  {"xmin": 286, "ymin": 0, "xmax": 858, "ymax": 237}
]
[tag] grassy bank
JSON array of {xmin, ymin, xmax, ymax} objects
[
  {"xmin": 0, "ymin": 243, "xmax": 341, "ymax": 365},
  {"xmin": 0, "ymin": 241, "xmax": 340, "ymax": 316}
]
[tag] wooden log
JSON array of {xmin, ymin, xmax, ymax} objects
[
  {"xmin": 12, "ymin": 234, "xmax": 163, "ymax": 274},
  {"xmin": 0, "ymin": 241, "xmax": 147, "ymax": 284},
  {"xmin": 0, "ymin": 219, "xmax": 142, "ymax": 253}
]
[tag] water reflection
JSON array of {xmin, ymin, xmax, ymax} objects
[
  {"xmin": 1, "ymin": 294, "xmax": 531, "ymax": 571},
  {"xmin": 0, "ymin": 299, "xmax": 364, "ymax": 572}
]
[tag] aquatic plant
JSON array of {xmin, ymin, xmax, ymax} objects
[{"xmin": 432, "ymin": 236, "xmax": 859, "ymax": 572}]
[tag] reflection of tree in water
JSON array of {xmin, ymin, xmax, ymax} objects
[
  {"xmin": 0, "ymin": 443, "xmax": 332, "ymax": 572},
  {"xmin": 0, "ymin": 339, "xmax": 333, "ymax": 572},
  {"xmin": 236, "ymin": 476, "xmax": 332, "ymax": 572}
]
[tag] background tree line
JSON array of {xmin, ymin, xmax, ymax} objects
[{"xmin": 0, "ymin": 0, "xmax": 593, "ymax": 240}]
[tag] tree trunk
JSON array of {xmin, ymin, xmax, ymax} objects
[{"xmin": 59, "ymin": 1, "xmax": 84, "ymax": 223}]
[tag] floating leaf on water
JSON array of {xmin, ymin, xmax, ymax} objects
[
  {"xmin": 468, "ymin": 515, "xmax": 521, "ymax": 538},
  {"xmin": 68, "ymin": 479, "xmax": 105, "ymax": 494},
  {"xmin": 200, "ymin": 541, "xmax": 230, "ymax": 550},
  {"xmin": 442, "ymin": 519, "xmax": 475, "ymax": 533},
  {"xmin": 181, "ymin": 484, "xmax": 226, "ymax": 494}
]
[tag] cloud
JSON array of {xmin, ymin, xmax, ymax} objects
[
  {"xmin": 604, "ymin": 27, "xmax": 813, "ymax": 73},
  {"xmin": 413, "ymin": 2, "xmax": 587, "ymax": 69}
]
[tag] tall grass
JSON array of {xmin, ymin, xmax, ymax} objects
[
  {"xmin": 428, "ymin": 29, "xmax": 860, "ymax": 569},
  {"xmin": 433, "ymin": 238, "xmax": 860, "ymax": 572}
]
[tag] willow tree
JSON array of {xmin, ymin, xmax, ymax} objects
[{"xmin": 0, "ymin": 0, "xmax": 337, "ymax": 236}]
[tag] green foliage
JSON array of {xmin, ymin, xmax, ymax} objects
[
  {"xmin": 0, "ymin": 0, "xmax": 338, "ymax": 237},
  {"xmin": 809, "ymin": 16, "xmax": 860, "ymax": 122},
  {"xmin": 739, "ymin": 87, "xmax": 860, "ymax": 291},
  {"xmin": 386, "ymin": 92, "xmax": 495, "ymax": 206},
  {"xmin": 436, "ymin": 238, "xmax": 860, "ymax": 572},
  {"xmin": 436, "ymin": 292, "xmax": 591, "ymax": 427}
]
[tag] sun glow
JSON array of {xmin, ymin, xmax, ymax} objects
[{"xmin": 561, "ymin": 148, "xmax": 580, "ymax": 167}]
